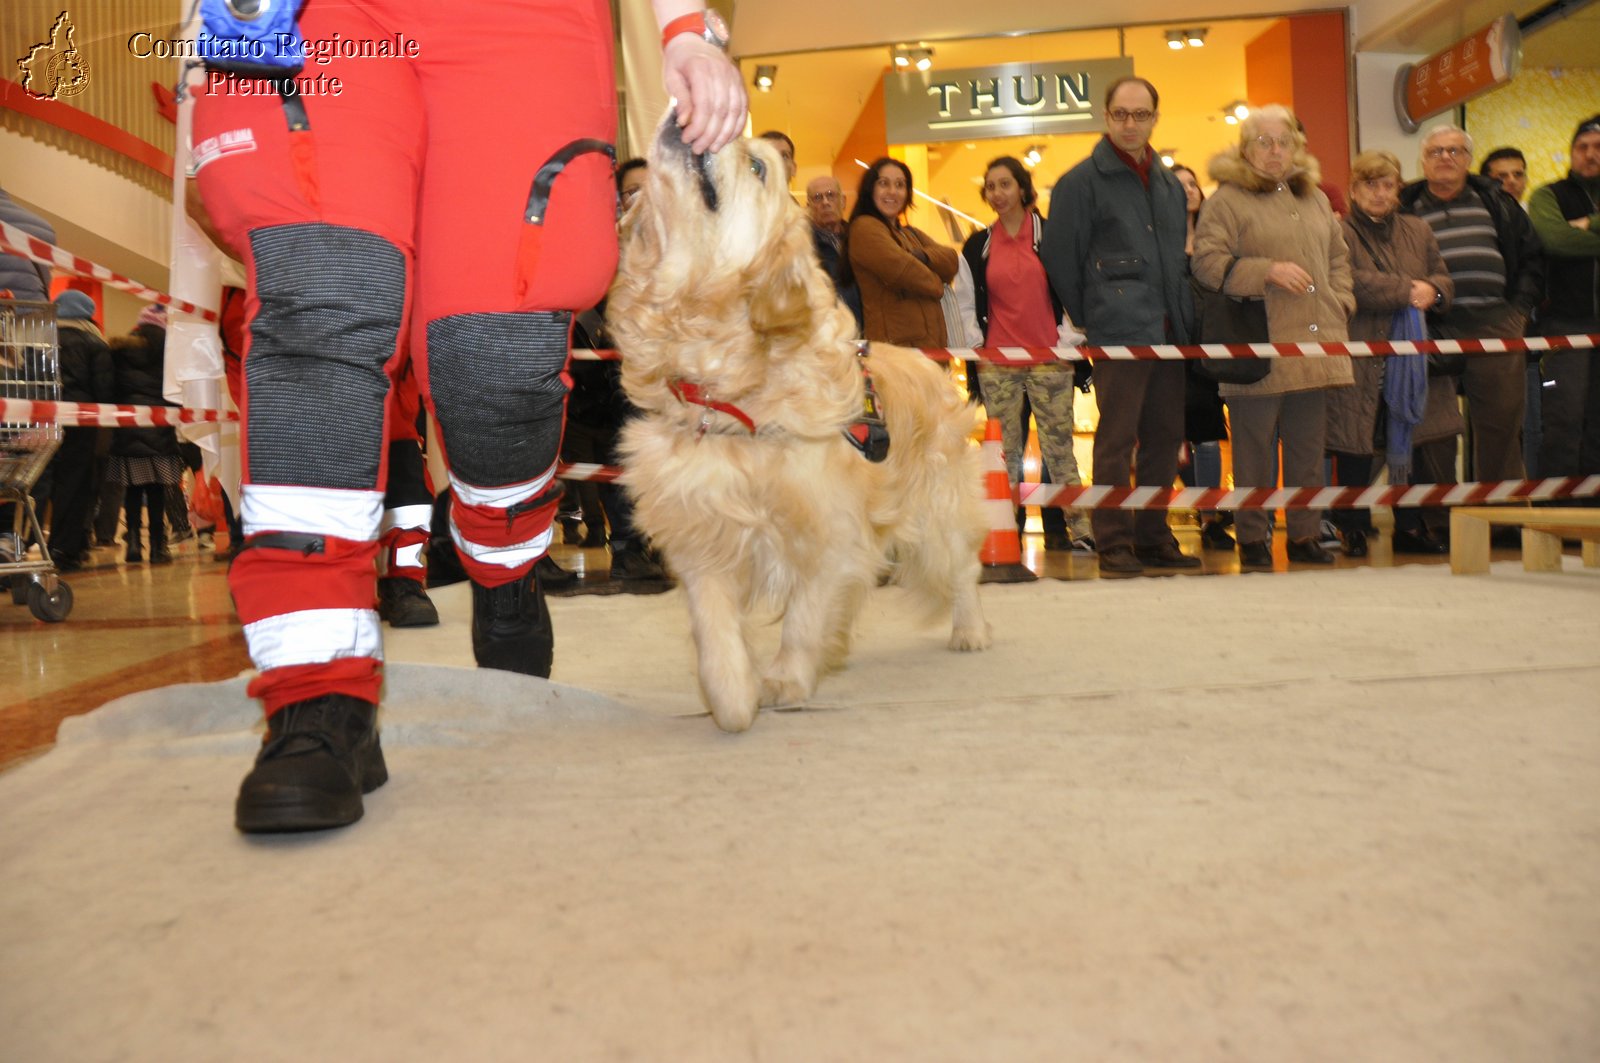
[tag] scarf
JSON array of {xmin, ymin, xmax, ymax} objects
[{"xmin": 1383, "ymin": 306, "xmax": 1428, "ymax": 484}]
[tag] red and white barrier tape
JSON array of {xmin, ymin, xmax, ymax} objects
[
  {"xmin": 548, "ymin": 463, "xmax": 1600, "ymax": 510},
  {"xmin": 1017, "ymin": 477, "xmax": 1600, "ymax": 511},
  {"xmin": 1, "ymin": 398, "xmax": 238, "ymax": 428},
  {"xmin": 554, "ymin": 461, "xmax": 624, "ymax": 484},
  {"xmin": 572, "ymin": 335, "xmax": 1597, "ymax": 364},
  {"xmin": 0, "ymin": 220, "xmax": 219, "ymax": 323},
  {"xmin": 12, "ymin": 398, "xmax": 1589, "ymax": 512},
  {"xmin": 927, "ymin": 336, "xmax": 1599, "ymax": 363}
]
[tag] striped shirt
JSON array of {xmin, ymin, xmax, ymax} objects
[{"xmin": 1412, "ymin": 187, "xmax": 1506, "ymax": 307}]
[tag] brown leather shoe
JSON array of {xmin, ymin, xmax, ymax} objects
[
  {"xmin": 1238, "ymin": 540, "xmax": 1274, "ymax": 570},
  {"xmin": 1134, "ymin": 540, "xmax": 1202, "ymax": 569},
  {"xmin": 1286, "ymin": 538, "xmax": 1335, "ymax": 564},
  {"xmin": 1097, "ymin": 545, "xmax": 1144, "ymax": 579}
]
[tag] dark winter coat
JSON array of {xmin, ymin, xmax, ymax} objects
[
  {"xmin": 1325, "ymin": 210, "xmax": 1461, "ymax": 454},
  {"xmin": 0, "ymin": 187, "xmax": 54, "ymax": 301},
  {"xmin": 109, "ymin": 324, "xmax": 180, "ymax": 459},
  {"xmin": 1041, "ymin": 136, "xmax": 1196, "ymax": 345},
  {"xmin": 1193, "ymin": 145, "xmax": 1355, "ymax": 396},
  {"xmin": 1398, "ymin": 172, "xmax": 1545, "ymax": 322},
  {"xmin": 56, "ymin": 319, "xmax": 116, "ymax": 405},
  {"xmin": 1529, "ymin": 173, "xmax": 1600, "ymax": 327}
]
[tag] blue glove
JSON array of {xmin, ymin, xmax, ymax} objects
[{"xmin": 197, "ymin": 0, "xmax": 306, "ymax": 76}]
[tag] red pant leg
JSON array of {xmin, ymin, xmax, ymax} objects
[
  {"xmin": 404, "ymin": 0, "xmax": 619, "ymax": 587},
  {"xmin": 193, "ymin": 3, "xmax": 424, "ymax": 712}
]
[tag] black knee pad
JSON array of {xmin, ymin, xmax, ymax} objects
[
  {"xmin": 427, "ymin": 311, "xmax": 570, "ymax": 486},
  {"xmin": 245, "ymin": 223, "xmax": 405, "ymax": 490}
]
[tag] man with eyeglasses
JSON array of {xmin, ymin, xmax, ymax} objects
[
  {"xmin": 1527, "ymin": 115, "xmax": 1600, "ymax": 483},
  {"xmin": 1042, "ymin": 74, "xmax": 1199, "ymax": 579},
  {"xmin": 806, "ymin": 174, "xmax": 863, "ymax": 329},
  {"xmin": 1400, "ymin": 124, "xmax": 1544, "ymax": 500}
]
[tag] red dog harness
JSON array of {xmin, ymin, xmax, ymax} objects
[{"xmin": 667, "ymin": 342, "xmax": 889, "ymax": 462}]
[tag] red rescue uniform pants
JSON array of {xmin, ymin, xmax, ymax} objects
[{"xmin": 194, "ymin": 0, "xmax": 618, "ymax": 713}]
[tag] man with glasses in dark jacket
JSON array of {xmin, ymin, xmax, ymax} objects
[{"xmin": 1042, "ymin": 76, "xmax": 1199, "ymax": 579}]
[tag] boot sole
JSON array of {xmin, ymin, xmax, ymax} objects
[
  {"xmin": 1096, "ymin": 567, "xmax": 1143, "ymax": 579},
  {"xmin": 382, "ymin": 609, "xmax": 440, "ymax": 628}
]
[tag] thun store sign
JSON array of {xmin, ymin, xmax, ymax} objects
[{"xmin": 885, "ymin": 58, "xmax": 1134, "ymax": 144}]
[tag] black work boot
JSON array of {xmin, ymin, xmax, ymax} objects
[
  {"xmin": 377, "ymin": 576, "xmax": 440, "ymax": 627},
  {"xmin": 235, "ymin": 694, "xmax": 388, "ymax": 833},
  {"xmin": 609, "ymin": 540, "xmax": 667, "ymax": 581},
  {"xmin": 471, "ymin": 567, "xmax": 553, "ymax": 677}
]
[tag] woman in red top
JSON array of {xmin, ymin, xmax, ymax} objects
[{"xmin": 961, "ymin": 157, "xmax": 1092, "ymax": 549}]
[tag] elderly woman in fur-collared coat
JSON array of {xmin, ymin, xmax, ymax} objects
[{"xmin": 1193, "ymin": 104, "xmax": 1355, "ymax": 568}]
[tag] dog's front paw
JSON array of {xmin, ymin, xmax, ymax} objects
[
  {"xmin": 709, "ymin": 702, "xmax": 758, "ymax": 733},
  {"xmin": 948, "ymin": 623, "xmax": 992, "ymax": 652}
]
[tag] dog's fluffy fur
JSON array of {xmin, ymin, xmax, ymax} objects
[{"xmin": 608, "ymin": 127, "xmax": 990, "ymax": 732}]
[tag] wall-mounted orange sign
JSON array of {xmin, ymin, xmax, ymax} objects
[{"xmin": 1394, "ymin": 15, "xmax": 1522, "ymax": 133}]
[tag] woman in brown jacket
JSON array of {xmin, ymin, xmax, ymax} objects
[
  {"xmin": 841, "ymin": 157, "xmax": 958, "ymax": 346},
  {"xmin": 1193, "ymin": 104, "xmax": 1355, "ymax": 569},
  {"xmin": 1326, "ymin": 150, "xmax": 1458, "ymax": 557}
]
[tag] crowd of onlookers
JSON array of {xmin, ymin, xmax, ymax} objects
[
  {"xmin": 2, "ymin": 186, "xmax": 208, "ymax": 575},
  {"xmin": 4, "ymin": 97, "xmax": 1597, "ymax": 593},
  {"xmin": 771, "ymin": 92, "xmax": 1600, "ymax": 578}
]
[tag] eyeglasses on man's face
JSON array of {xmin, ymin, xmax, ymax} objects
[
  {"xmin": 1251, "ymin": 135, "xmax": 1294, "ymax": 152},
  {"xmin": 1107, "ymin": 108, "xmax": 1155, "ymax": 125},
  {"xmin": 807, "ymin": 190, "xmax": 840, "ymax": 204},
  {"xmin": 1424, "ymin": 145, "xmax": 1469, "ymax": 160}
]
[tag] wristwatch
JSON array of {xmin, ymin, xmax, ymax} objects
[{"xmin": 661, "ymin": 9, "xmax": 729, "ymax": 51}]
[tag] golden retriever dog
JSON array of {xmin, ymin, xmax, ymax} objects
[{"xmin": 606, "ymin": 123, "xmax": 991, "ymax": 733}]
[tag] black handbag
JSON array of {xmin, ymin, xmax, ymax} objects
[{"xmin": 1194, "ymin": 258, "xmax": 1272, "ymax": 385}]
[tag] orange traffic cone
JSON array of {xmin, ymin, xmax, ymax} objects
[{"xmin": 978, "ymin": 417, "xmax": 1038, "ymax": 584}]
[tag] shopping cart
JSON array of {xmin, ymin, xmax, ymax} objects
[{"xmin": 0, "ymin": 297, "xmax": 72, "ymax": 622}]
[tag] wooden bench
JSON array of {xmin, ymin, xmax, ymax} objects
[{"xmin": 1449, "ymin": 506, "xmax": 1600, "ymax": 575}]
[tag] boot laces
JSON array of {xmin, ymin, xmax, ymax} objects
[{"xmin": 261, "ymin": 696, "xmax": 358, "ymax": 760}]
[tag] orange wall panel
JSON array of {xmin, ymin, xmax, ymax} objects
[
  {"xmin": 1245, "ymin": 21, "xmax": 1296, "ymax": 115},
  {"xmin": 835, "ymin": 73, "xmax": 888, "ymax": 196},
  {"xmin": 1290, "ymin": 13, "xmax": 1351, "ymax": 197},
  {"xmin": 1244, "ymin": 14, "xmax": 1351, "ymax": 202}
]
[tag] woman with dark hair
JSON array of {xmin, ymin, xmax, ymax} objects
[
  {"xmin": 107, "ymin": 306, "xmax": 183, "ymax": 564},
  {"xmin": 1172, "ymin": 163, "xmax": 1204, "ymax": 255},
  {"xmin": 1172, "ymin": 163, "xmax": 1234, "ymax": 550},
  {"xmin": 841, "ymin": 157, "xmax": 957, "ymax": 346},
  {"xmin": 962, "ymin": 155, "xmax": 1092, "ymax": 549}
]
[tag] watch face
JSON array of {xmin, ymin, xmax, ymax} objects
[{"xmin": 703, "ymin": 8, "xmax": 730, "ymax": 46}]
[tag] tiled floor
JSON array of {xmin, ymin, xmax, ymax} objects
[{"xmin": 0, "ymin": 516, "xmax": 1460, "ymax": 771}]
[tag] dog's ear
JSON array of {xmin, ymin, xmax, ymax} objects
[{"xmin": 747, "ymin": 219, "xmax": 820, "ymax": 336}]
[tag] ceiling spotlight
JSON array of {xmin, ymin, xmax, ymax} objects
[
  {"xmin": 1160, "ymin": 152, "xmax": 1176, "ymax": 167},
  {"xmin": 1222, "ymin": 100, "xmax": 1249, "ymax": 124},
  {"xmin": 891, "ymin": 44, "xmax": 934, "ymax": 72},
  {"xmin": 753, "ymin": 64, "xmax": 776, "ymax": 92},
  {"xmin": 1023, "ymin": 144, "xmax": 1043, "ymax": 167},
  {"xmin": 1165, "ymin": 30, "xmax": 1185, "ymax": 50},
  {"xmin": 1186, "ymin": 28, "xmax": 1208, "ymax": 47}
]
